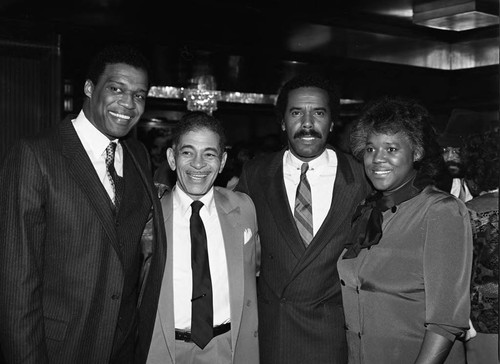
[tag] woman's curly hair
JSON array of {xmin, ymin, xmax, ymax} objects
[{"xmin": 350, "ymin": 95, "xmax": 446, "ymax": 181}]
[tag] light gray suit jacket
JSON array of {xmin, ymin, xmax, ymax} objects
[{"xmin": 146, "ymin": 186, "xmax": 260, "ymax": 364}]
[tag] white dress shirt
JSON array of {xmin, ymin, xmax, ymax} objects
[
  {"xmin": 450, "ymin": 177, "xmax": 473, "ymax": 202},
  {"xmin": 283, "ymin": 148, "xmax": 338, "ymax": 236},
  {"xmin": 171, "ymin": 185, "xmax": 231, "ymax": 329},
  {"xmin": 72, "ymin": 110, "xmax": 123, "ymax": 202}
]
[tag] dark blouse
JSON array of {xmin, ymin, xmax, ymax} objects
[{"xmin": 338, "ymin": 186, "xmax": 473, "ymax": 364}]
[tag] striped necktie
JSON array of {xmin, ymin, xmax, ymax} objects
[{"xmin": 294, "ymin": 162, "xmax": 313, "ymax": 246}]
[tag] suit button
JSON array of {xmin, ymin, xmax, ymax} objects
[
  {"xmin": 358, "ymin": 332, "xmax": 361, "ymax": 338},
  {"xmin": 269, "ymin": 255, "xmax": 274, "ymax": 260},
  {"xmin": 111, "ymin": 294, "xmax": 120, "ymax": 300},
  {"xmin": 280, "ymin": 298, "xmax": 286, "ymax": 304},
  {"xmin": 254, "ymin": 330, "xmax": 258, "ymax": 337},
  {"xmin": 340, "ymin": 279, "xmax": 345, "ymax": 286},
  {"xmin": 246, "ymin": 299, "xmax": 252, "ymax": 307}
]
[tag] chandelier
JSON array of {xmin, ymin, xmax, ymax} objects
[{"xmin": 182, "ymin": 88, "xmax": 222, "ymax": 115}]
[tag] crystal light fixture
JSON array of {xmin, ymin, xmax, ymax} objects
[{"xmin": 181, "ymin": 88, "xmax": 222, "ymax": 115}]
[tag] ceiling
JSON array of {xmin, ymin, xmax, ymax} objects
[{"xmin": 1, "ymin": 0, "xmax": 499, "ymax": 110}]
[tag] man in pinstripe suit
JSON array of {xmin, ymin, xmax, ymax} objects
[{"xmin": 0, "ymin": 45, "xmax": 166, "ymax": 364}]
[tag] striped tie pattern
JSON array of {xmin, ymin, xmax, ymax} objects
[{"xmin": 294, "ymin": 162, "xmax": 313, "ymax": 246}]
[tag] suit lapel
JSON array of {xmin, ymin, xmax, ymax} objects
[
  {"xmin": 59, "ymin": 119, "xmax": 120, "ymax": 256},
  {"xmin": 159, "ymin": 193, "xmax": 176, "ymax": 362},
  {"xmin": 214, "ymin": 188, "xmax": 244, "ymax": 354},
  {"xmin": 289, "ymin": 150, "xmax": 358, "ymax": 279},
  {"xmin": 263, "ymin": 151, "xmax": 306, "ymax": 259}
]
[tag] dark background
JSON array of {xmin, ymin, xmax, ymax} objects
[{"xmin": 1, "ymin": 0, "xmax": 498, "ymax": 161}]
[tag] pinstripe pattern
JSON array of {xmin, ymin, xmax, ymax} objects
[
  {"xmin": 0, "ymin": 117, "xmax": 167, "ymax": 364},
  {"xmin": 236, "ymin": 147, "xmax": 372, "ymax": 364},
  {"xmin": 294, "ymin": 163, "xmax": 313, "ymax": 246}
]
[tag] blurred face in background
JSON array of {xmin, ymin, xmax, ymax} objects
[
  {"xmin": 150, "ymin": 135, "xmax": 170, "ymax": 168},
  {"xmin": 167, "ymin": 127, "xmax": 227, "ymax": 200},
  {"xmin": 441, "ymin": 146, "xmax": 463, "ymax": 177},
  {"xmin": 363, "ymin": 131, "xmax": 421, "ymax": 195},
  {"xmin": 281, "ymin": 87, "xmax": 333, "ymax": 162}
]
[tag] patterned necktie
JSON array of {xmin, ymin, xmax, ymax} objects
[
  {"xmin": 105, "ymin": 142, "xmax": 120, "ymax": 208},
  {"xmin": 190, "ymin": 200, "xmax": 213, "ymax": 349},
  {"xmin": 294, "ymin": 162, "xmax": 313, "ymax": 246}
]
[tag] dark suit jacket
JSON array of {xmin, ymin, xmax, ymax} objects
[
  {"xmin": 236, "ymin": 147, "xmax": 371, "ymax": 364},
  {"xmin": 0, "ymin": 117, "xmax": 166, "ymax": 364}
]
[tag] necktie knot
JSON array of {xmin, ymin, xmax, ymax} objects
[
  {"xmin": 300, "ymin": 162, "xmax": 309, "ymax": 176},
  {"xmin": 191, "ymin": 200, "xmax": 204, "ymax": 215}
]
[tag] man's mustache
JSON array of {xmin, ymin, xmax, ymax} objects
[
  {"xmin": 445, "ymin": 161, "xmax": 463, "ymax": 169},
  {"xmin": 293, "ymin": 130, "xmax": 322, "ymax": 139}
]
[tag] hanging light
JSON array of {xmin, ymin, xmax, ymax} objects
[{"xmin": 413, "ymin": 0, "xmax": 499, "ymax": 31}]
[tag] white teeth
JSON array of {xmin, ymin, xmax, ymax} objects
[
  {"xmin": 374, "ymin": 170, "xmax": 390, "ymax": 175},
  {"xmin": 109, "ymin": 111, "xmax": 131, "ymax": 120},
  {"xmin": 301, "ymin": 137, "xmax": 315, "ymax": 141},
  {"xmin": 189, "ymin": 174, "xmax": 207, "ymax": 179}
]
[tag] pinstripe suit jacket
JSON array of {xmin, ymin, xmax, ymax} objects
[
  {"xmin": 144, "ymin": 187, "xmax": 260, "ymax": 364},
  {"xmin": 0, "ymin": 117, "xmax": 166, "ymax": 364},
  {"xmin": 235, "ymin": 147, "xmax": 371, "ymax": 364}
]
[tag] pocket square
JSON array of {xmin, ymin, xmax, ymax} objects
[{"xmin": 244, "ymin": 228, "xmax": 253, "ymax": 244}]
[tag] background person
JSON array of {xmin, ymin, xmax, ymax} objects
[
  {"xmin": 0, "ymin": 45, "xmax": 167, "ymax": 364},
  {"xmin": 338, "ymin": 96, "xmax": 472, "ymax": 364},
  {"xmin": 145, "ymin": 111, "xmax": 260, "ymax": 364},
  {"xmin": 462, "ymin": 129, "xmax": 499, "ymax": 364},
  {"xmin": 436, "ymin": 108, "xmax": 493, "ymax": 202},
  {"xmin": 236, "ymin": 73, "xmax": 371, "ymax": 364}
]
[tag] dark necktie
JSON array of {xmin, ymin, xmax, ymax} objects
[
  {"xmin": 190, "ymin": 200, "xmax": 213, "ymax": 349},
  {"xmin": 105, "ymin": 142, "xmax": 123, "ymax": 210},
  {"xmin": 294, "ymin": 162, "xmax": 313, "ymax": 246}
]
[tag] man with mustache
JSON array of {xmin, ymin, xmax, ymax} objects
[
  {"xmin": 437, "ymin": 109, "xmax": 493, "ymax": 202},
  {"xmin": 236, "ymin": 73, "xmax": 371, "ymax": 364}
]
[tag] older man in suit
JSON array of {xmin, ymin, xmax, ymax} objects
[
  {"xmin": 236, "ymin": 73, "xmax": 371, "ymax": 364},
  {"xmin": 0, "ymin": 45, "xmax": 166, "ymax": 364},
  {"xmin": 145, "ymin": 112, "xmax": 260, "ymax": 364}
]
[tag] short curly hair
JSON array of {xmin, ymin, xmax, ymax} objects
[
  {"xmin": 86, "ymin": 44, "xmax": 151, "ymax": 87},
  {"xmin": 463, "ymin": 130, "xmax": 499, "ymax": 192},
  {"xmin": 350, "ymin": 96, "xmax": 445, "ymax": 180},
  {"xmin": 171, "ymin": 111, "xmax": 226, "ymax": 156},
  {"xmin": 275, "ymin": 72, "xmax": 340, "ymax": 123}
]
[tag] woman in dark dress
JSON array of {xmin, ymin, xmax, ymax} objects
[{"xmin": 337, "ymin": 96, "xmax": 473, "ymax": 364}]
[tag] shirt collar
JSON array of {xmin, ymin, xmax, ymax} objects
[
  {"xmin": 72, "ymin": 110, "xmax": 119, "ymax": 156},
  {"xmin": 173, "ymin": 185, "xmax": 216, "ymax": 217},
  {"xmin": 284, "ymin": 148, "xmax": 330, "ymax": 171}
]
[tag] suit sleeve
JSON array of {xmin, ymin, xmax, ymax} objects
[{"xmin": 0, "ymin": 141, "xmax": 49, "ymax": 363}]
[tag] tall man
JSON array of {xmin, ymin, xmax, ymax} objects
[
  {"xmin": 236, "ymin": 74, "xmax": 371, "ymax": 364},
  {"xmin": 0, "ymin": 45, "xmax": 166, "ymax": 364},
  {"xmin": 144, "ymin": 112, "xmax": 260, "ymax": 364}
]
